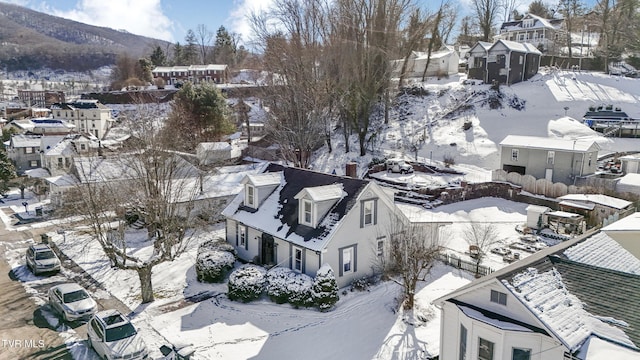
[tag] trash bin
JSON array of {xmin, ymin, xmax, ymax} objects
[
  {"xmin": 40, "ymin": 233, "xmax": 49, "ymax": 244},
  {"xmin": 35, "ymin": 207, "xmax": 43, "ymax": 216}
]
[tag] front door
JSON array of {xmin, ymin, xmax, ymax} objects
[
  {"xmin": 261, "ymin": 233, "xmax": 275, "ymax": 266},
  {"xmin": 545, "ymin": 168, "xmax": 553, "ymax": 181}
]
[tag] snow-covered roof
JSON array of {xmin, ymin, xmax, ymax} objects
[
  {"xmin": 295, "ymin": 184, "xmax": 345, "ymax": 202},
  {"xmin": 45, "ymin": 173, "xmax": 78, "ymax": 187},
  {"xmin": 547, "ymin": 210, "xmax": 583, "ymax": 218},
  {"xmin": 617, "ymin": 173, "xmax": 640, "ymax": 194},
  {"xmin": 500, "ymin": 13, "xmax": 560, "ymax": 32},
  {"xmin": 10, "ymin": 134, "xmax": 41, "ymax": 147},
  {"xmin": 620, "ymin": 153, "xmax": 640, "ymax": 162},
  {"xmin": 503, "ymin": 262, "xmax": 637, "ymax": 352},
  {"xmin": 197, "ymin": 142, "xmax": 231, "ymax": 151},
  {"xmin": 223, "ymin": 164, "xmax": 372, "ymax": 252},
  {"xmin": 526, "ymin": 204, "xmax": 549, "ymax": 213},
  {"xmin": 578, "ymin": 336, "xmax": 640, "ymax": 359},
  {"xmin": 602, "ymin": 212, "xmax": 640, "ymax": 232},
  {"xmin": 493, "ymin": 39, "xmax": 530, "ymax": 53},
  {"xmin": 559, "ymin": 200, "xmax": 595, "ymax": 210},
  {"xmin": 437, "ymin": 230, "xmax": 640, "ymax": 354},
  {"xmin": 500, "ymin": 135, "xmax": 599, "ymax": 152},
  {"xmin": 7, "ymin": 119, "xmax": 35, "ymax": 130},
  {"xmin": 242, "ymin": 172, "xmax": 283, "ymax": 187},
  {"xmin": 24, "ymin": 168, "xmax": 50, "ymax": 178},
  {"xmin": 152, "ymin": 64, "xmax": 227, "ymax": 73},
  {"xmin": 563, "ymin": 231, "xmax": 640, "ymax": 275},
  {"xmin": 559, "ymin": 194, "xmax": 632, "ymax": 210},
  {"xmin": 43, "ymin": 138, "xmax": 75, "ymax": 157}
]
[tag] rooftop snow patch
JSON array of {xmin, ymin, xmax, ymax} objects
[
  {"xmin": 295, "ymin": 184, "xmax": 345, "ymax": 202},
  {"xmin": 500, "ymin": 135, "xmax": 598, "ymax": 152},
  {"xmin": 564, "ymin": 231, "xmax": 640, "ymax": 275},
  {"xmin": 558, "ymin": 194, "xmax": 632, "ymax": 210}
]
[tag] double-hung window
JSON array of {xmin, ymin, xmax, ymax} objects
[
  {"xmin": 302, "ymin": 199, "xmax": 313, "ymax": 226},
  {"xmin": 511, "ymin": 149, "xmax": 519, "ymax": 161},
  {"xmin": 237, "ymin": 224, "xmax": 247, "ymax": 249},
  {"xmin": 547, "ymin": 151, "xmax": 555, "ymax": 165},
  {"xmin": 246, "ymin": 185, "xmax": 255, "ymax": 207},
  {"xmin": 343, "ymin": 248, "xmax": 352, "ymax": 273},
  {"xmin": 294, "ymin": 248, "xmax": 302, "ymax": 271},
  {"xmin": 478, "ymin": 338, "xmax": 494, "ymax": 360}
]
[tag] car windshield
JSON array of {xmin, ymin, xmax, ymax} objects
[
  {"xmin": 105, "ymin": 323, "xmax": 137, "ymax": 342},
  {"xmin": 63, "ymin": 289, "xmax": 89, "ymax": 303},
  {"xmin": 35, "ymin": 250, "xmax": 56, "ymax": 260}
]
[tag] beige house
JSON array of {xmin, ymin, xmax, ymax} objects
[{"xmin": 51, "ymin": 100, "xmax": 114, "ymax": 139}]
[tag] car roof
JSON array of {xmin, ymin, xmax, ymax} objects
[
  {"xmin": 52, "ymin": 283, "xmax": 85, "ymax": 294},
  {"xmin": 95, "ymin": 310, "xmax": 131, "ymax": 328},
  {"xmin": 31, "ymin": 243, "xmax": 53, "ymax": 251}
]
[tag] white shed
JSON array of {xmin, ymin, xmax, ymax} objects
[
  {"xmin": 526, "ymin": 204, "xmax": 550, "ymax": 229},
  {"xmin": 196, "ymin": 142, "xmax": 232, "ymax": 166}
]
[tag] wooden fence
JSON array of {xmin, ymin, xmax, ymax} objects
[{"xmin": 437, "ymin": 253, "xmax": 494, "ymax": 277}]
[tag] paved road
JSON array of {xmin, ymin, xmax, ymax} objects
[{"xmin": 0, "ymin": 213, "xmax": 131, "ymax": 360}]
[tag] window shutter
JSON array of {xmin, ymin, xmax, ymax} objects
[
  {"xmin": 302, "ymin": 249, "xmax": 306, "ymax": 273},
  {"xmin": 289, "ymin": 243, "xmax": 293, "ymax": 269},
  {"xmin": 360, "ymin": 202, "xmax": 364, "ymax": 228},
  {"xmin": 338, "ymin": 249, "xmax": 343, "ymax": 277},
  {"xmin": 235, "ymin": 223, "xmax": 239, "ymax": 246},
  {"xmin": 353, "ymin": 244, "xmax": 358, "ymax": 272},
  {"xmin": 244, "ymin": 226, "xmax": 248, "ymax": 250},
  {"xmin": 373, "ymin": 199, "xmax": 378, "ymax": 225}
]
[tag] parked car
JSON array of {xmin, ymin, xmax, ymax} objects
[
  {"xmin": 385, "ymin": 158, "xmax": 414, "ymax": 174},
  {"xmin": 87, "ymin": 310, "xmax": 149, "ymax": 360},
  {"xmin": 48, "ymin": 283, "xmax": 97, "ymax": 322},
  {"xmin": 25, "ymin": 243, "xmax": 61, "ymax": 275}
]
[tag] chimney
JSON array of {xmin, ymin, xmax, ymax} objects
[{"xmin": 345, "ymin": 162, "xmax": 357, "ymax": 178}]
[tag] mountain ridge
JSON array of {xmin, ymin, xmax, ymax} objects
[{"xmin": 0, "ymin": 1, "xmax": 170, "ymax": 71}]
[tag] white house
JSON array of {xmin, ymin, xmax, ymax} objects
[
  {"xmin": 436, "ymin": 230, "xmax": 640, "ymax": 360},
  {"xmin": 601, "ymin": 211, "xmax": 640, "ymax": 259},
  {"xmin": 222, "ymin": 163, "xmax": 407, "ymax": 288},
  {"xmin": 196, "ymin": 142, "xmax": 233, "ymax": 165},
  {"xmin": 620, "ymin": 153, "xmax": 640, "ymax": 174},
  {"xmin": 392, "ymin": 46, "xmax": 460, "ymax": 79},
  {"xmin": 50, "ymin": 100, "xmax": 114, "ymax": 139}
]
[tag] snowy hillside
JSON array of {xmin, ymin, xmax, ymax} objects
[{"xmin": 312, "ymin": 69, "xmax": 640, "ymax": 180}]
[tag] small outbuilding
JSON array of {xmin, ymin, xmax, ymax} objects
[
  {"xmin": 525, "ymin": 204, "xmax": 550, "ymax": 229},
  {"xmin": 196, "ymin": 142, "xmax": 233, "ymax": 166}
]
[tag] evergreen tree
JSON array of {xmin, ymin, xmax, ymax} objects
[
  {"xmin": 172, "ymin": 42, "xmax": 184, "ymax": 65},
  {"xmin": 184, "ymin": 30, "xmax": 199, "ymax": 65},
  {"xmin": 0, "ymin": 150, "xmax": 16, "ymax": 196},
  {"xmin": 312, "ymin": 264, "xmax": 339, "ymax": 311},
  {"xmin": 149, "ymin": 45, "xmax": 167, "ymax": 66},
  {"xmin": 214, "ymin": 26, "xmax": 235, "ymax": 66}
]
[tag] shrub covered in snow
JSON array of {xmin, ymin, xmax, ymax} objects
[
  {"xmin": 312, "ymin": 264, "xmax": 339, "ymax": 311},
  {"xmin": 266, "ymin": 267, "xmax": 314, "ymax": 307},
  {"xmin": 195, "ymin": 238, "xmax": 236, "ymax": 283},
  {"xmin": 228, "ymin": 264, "xmax": 266, "ymax": 302},
  {"xmin": 287, "ymin": 273, "xmax": 314, "ymax": 308},
  {"xmin": 266, "ymin": 267, "xmax": 293, "ymax": 304}
]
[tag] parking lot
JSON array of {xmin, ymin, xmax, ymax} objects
[{"xmin": 0, "ymin": 213, "xmax": 130, "ymax": 360}]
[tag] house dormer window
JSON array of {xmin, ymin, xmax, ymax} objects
[
  {"xmin": 301, "ymin": 199, "xmax": 313, "ymax": 226},
  {"xmin": 246, "ymin": 185, "xmax": 256, "ymax": 207}
]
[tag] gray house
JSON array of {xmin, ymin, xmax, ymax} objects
[
  {"xmin": 499, "ymin": 135, "xmax": 600, "ymax": 184},
  {"xmin": 468, "ymin": 40, "xmax": 541, "ymax": 85},
  {"xmin": 6, "ymin": 134, "xmax": 46, "ymax": 174}
]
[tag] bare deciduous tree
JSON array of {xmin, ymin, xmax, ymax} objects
[
  {"xmin": 462, "ymin": 223, "xmax": 501, "ymax": 278},
  {"xmin": 380, "ymin": 215, "xmax": 446, "ymax": 310},
  {"xmin": 61, "ymin": 104, "xmax": 213, "ymax": 303},
  {"xmin": 195, "ymin": 24, "xmax": 213, "ymax": 64},
  {"xmin": 473, "ymin": 0, "xmax": 501, "ymax": 41}
]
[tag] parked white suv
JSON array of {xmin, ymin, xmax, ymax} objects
[
  {"xmin": 385, "ymin": 158, "xmax": 414, "ymax": 174},
  {"xmin": 87, "ymin": 310, "xmax": 149, "ymax": 360},
  {"xmin": 25, "ymin": 243, "xmax": 61, "ymax": 275}
]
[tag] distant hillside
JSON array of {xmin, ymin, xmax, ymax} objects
[{"xmin": 0, "ymin": 2, "xmax": 171, "ymax": 71}]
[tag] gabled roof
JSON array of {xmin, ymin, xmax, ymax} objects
[
  {"xmin": 500, "ymin": 13, "xmax": 562, "ymax": 31},
  {"xmin": 469, "ymin": 41, "xmax": 493, "ymax": 54},
  {"xmin": 10, "ymin": 134, "xmax": 41, "ymax": 147},
  {"xmin": 602, "ymin": 212, "xmax": 640, "ymax": 232},
  {"xmin": 500, "ymin": 135, "xmax": 600, "ymax": 152},
  {"xmin": 437, "ymin": 230, "xmax": 640, "ymax": 354},
  {"xmin": 197, "ymin": 142, "xmax": 231, "ymax": 151},
  {"xmin": 295, "ymin": 184, "xmax": 345, "ymax": 202},
  {"xmin": 242, "ymin": 172, "xmax": 282, "ymax": 187},
  {"xmin": 558, "ymin": 194, "xmax": 632, "ymax": 210},
  {"xmin": 223, "ymin": 163, "xmax": 373, "ymax": 251}
]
